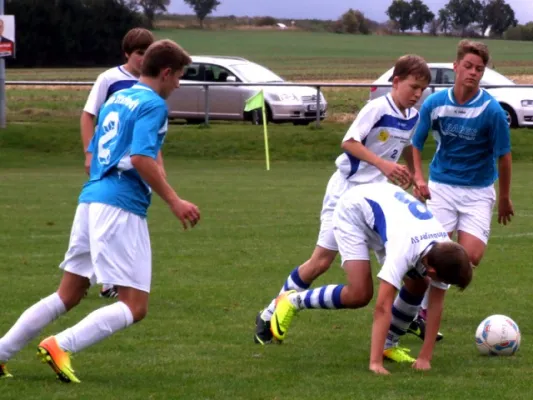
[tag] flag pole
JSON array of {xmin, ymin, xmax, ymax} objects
[{"xmin": 261, "ymin": 98, "xmax": 270, "ymax": 171}]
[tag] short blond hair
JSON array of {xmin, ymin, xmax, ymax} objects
[
  {"xmin": 457, "ymin": 39, "xmax": 490, "ymax": 66},
  {"xmin": 141, "ymin": 39, "xmax": 192, "ymax": 78}
]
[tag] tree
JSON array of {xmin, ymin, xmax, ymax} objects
[
  {"xmin": 481, "ymin": 0, "xmax": 517, "ymax": 37},
  {"xmin": 340, "ymin": 9, "xmax": 370, "ymax": 34},
  {"xmin": 445, "ymin": 0, "xmax": 483, "ymax": 36},
  {"xmin": 386, "ymin": 0, "xmax": 412, "ymax": 32},
  {"xmin": 410, "ymin": 0, "xmax": 435, "ymax": 33},
  {"xmin": 184, "ymin": 0, "xmax": 221, "ymax": 28},
  {"xmin": 132, "ymin": 0, "xmax": 170, "ymax": 28},
  {"xmin": 438, "ymin": 8, "xmax": 451, "ymax": 34}
]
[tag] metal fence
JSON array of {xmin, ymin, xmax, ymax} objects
[{"xmin": 7, "ymin": 80, "xmax": 533, "ymax": 127}]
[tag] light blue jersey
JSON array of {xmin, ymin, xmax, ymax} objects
[
  {"xmin": 411, "ymin": 88, "xmax": 511, "ymax": 187},
  {"xmin": 79, "ymin": 83, "xmax": 168, "ymax": 217}
]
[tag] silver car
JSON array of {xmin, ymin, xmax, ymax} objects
[
  {"xmin": 369, "ymin": 62, "xmax": 533, "ymax": 127},
  {"xmin": 167, "ymin": 56, "xmax": 327, "ymax": 125}
]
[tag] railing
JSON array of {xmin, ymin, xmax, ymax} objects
[{"xmin": 7, "ymin": 81, "xmax": 533, "ymax": 127}]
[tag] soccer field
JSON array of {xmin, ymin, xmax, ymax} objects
[{"xmin": 0, "ymin": 158, "xmax": 531, "ymax": 399}]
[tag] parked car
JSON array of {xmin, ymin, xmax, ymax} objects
[
  {"xmin": 166, "ymin": 56, "xmax": 327, "ymax": 125},
  {"xmin": 369, "ymin": 63, "xmax": 533, "ymax": 128}
]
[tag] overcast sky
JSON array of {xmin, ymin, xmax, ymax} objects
[{"xmin": 169, "ymin": 0, "xmax": 533, "ymax": 24}]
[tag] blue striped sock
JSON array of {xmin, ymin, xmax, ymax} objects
[
  {"xmin": 262, "ymin": 267, "xmax": 311, "ymax": 320},
  {"xmin": 386, "ymin": 287, "xmax": 423, "ymax": 348},
  {"xmin": 289, "ymin": 285, "xmax": 345, "ymax": 310}
]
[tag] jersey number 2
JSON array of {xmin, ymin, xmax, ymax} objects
[
  {"xmin": 98, "ymin": 111, "xmax": 120, "ymax": 165},
  {"xmin": 394, "ymin": 191, "xmax": 433, "ymax": 220}
]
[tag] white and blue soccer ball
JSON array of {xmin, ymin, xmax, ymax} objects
[{"xmin": 475, "ymin": 314, "xmax": 521, "ymax": 356}]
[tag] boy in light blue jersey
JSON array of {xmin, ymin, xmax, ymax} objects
[
  {"xmin": 0, "ymin": 40, "xmax": 200, "ymax": 383},
  {"xmin": 80, "ymin": 27, "xmax": 157, "ymax": 298},
  {"xmin": 393, "ymin": 40, "xmax": 513, "ymax": 350}
]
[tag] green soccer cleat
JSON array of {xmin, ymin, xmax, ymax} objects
[
  {"xmin": 383, "ymin": 346, "xmax": 416, "ymax": 363},
  {"xmin": 408, "ymin": 317, "xmax": 444, "ymax": 342},
  {"xmin": 0, "ymin": 364, "xmax": 13, "ymax": 379},
  {"xmin": 38, "ymin": 336, "xmax": 80, "ymax": 383},
  {"xmin": 270, "ymin": 290, "xmax": 298, "ymax": 342}
]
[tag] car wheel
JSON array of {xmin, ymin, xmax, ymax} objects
[{"xmin": 500, "ymin": 104, "xmax": 518, "ymax": 128}]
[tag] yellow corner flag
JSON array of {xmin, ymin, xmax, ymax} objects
[{"xmin": 244, "ymin": 90, "xmax": 270, "ymax": 171}]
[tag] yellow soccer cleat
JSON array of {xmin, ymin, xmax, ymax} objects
[
  {"xmin": 383, "ymin": 346, "xmax": 416, "ymax": 363},
  {"xmin": 37, "ymin": 336, "xmax": 80, "ymax": 383},
  {"xmin": 0, "ymin": 363, "xmax": 13, "ymax": 378},
  {"xmin": 270, "ymin": 290, "xmax": 298, "ymax": 342}
]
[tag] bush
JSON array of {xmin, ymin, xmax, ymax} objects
[{"xmin": 255, "ymin": 16, "xmax": 277, "ymax": 26}]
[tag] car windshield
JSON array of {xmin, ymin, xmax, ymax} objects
[
  {"xmin": 230, "ymin": 63, "xmax": 284, "ymax": 83},
  {"xmin": 482, "ymin": 68, "xmax": 515, "ymax": 85}
]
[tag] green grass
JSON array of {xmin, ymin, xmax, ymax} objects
[
  {"xmin": 7, "ymin": 30, "xmax": 533, "ymax": 81},
  {"xmin": 0, "ymin": 157, "xmax": 532, "ymax": 399},
  {"xmin": 1, "ymin": 120, "xmax": 533, "ymax": 165}
]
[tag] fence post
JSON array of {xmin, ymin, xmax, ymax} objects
[
  {"xmin": 315, "ymin": 86, "xmax": 321, "ymax": 128},
  {"xmin": 204, "ymin": 84, "xmax": 210, "ymax": 126}
]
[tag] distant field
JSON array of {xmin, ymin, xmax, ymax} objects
[{"xmin": 7, "ymin": 30, "xmax": 533, "ymax": 81}]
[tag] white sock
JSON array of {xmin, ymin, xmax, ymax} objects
[
  {"xmin": 102, "ymin": 284, "xmax": 113, "ymax": 291},
  {"xmin": 420, "ymin": 288, "xmax": 429, "ymax": 311},
  {"xmin": 55, "ymin": 301, "xmax": 134, "ymax": 353},
  {"xmin": 0, "ymin": 292, "xmax": 66, "ymax": 362}
]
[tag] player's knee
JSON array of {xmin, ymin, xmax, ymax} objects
[
  {"xmin": 128, "ymin": 303, "xmax": 148, "ymax": 322},
  {"xmin": 342, "ymin": 285, "xmax": 373, "ymax": 308},
  {"xmin": 57, "ymin": 290, "xmax": 84, "ymax": 311},
  {"xmin": 469, "ymin": 251, "xmax": 483, "ymax": 267}
]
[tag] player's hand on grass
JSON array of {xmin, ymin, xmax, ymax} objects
[
  {"xmin": 498, "ymin": 197, "xmax": 514, "ymax": 225},
  {"xmin": 379, "ymin": 161, "xmax": 412, "ymax": 188},
  {"xmin": 412, "ymin": 358, "xmax": 431, "ymax": 371},
  {"xmin": 84, "ymin": 152, "xmax": 92, "ymax": 175},
  {"xmin": 369, "ymin": 363, "xmax": 390, "ymax": 375},
  {"xmin": 170, "ymin": 199, "xmax": 200, "ymax": 230}
]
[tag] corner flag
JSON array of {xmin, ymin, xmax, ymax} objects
[{"xmin": 245, "ymin": 90, "xmax": 270, "ymax": 171}]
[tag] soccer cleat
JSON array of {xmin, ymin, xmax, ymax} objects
[
  {"xmin": 99, "ymin": 286, "xmax": 118, "ymax": 299},
  {"xmin": 0, "ymin": 364, "xmax": 13, "ymax": 378},
  {"xmin": 407, "ymin": 317, "xmax": 444, "ymax": 342},
  {"xmin": 37, "ymin": 336, "xmax": 80, "ymax": 383},
  {"xmin": 254, "ymin": 311, "xmax": 274, "ymax": 345},
  {"xmin": 383, "ymin": 346, "xmax": 416, "ymax": 363},
  {"xmin": 270, "ymin": 290, "xmax": 298, "ymax": 342}
]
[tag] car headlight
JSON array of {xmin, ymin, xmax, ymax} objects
[
  {"xmin": 521, "ymin": 100, "xmax": 533, "ymax": 107},
  {"xmin": 271, "ymin": 93, "xmax": 298, "ymax": 101}
]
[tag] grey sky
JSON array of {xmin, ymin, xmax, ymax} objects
[{"xmin": 169, "ymin": 0, "xmax": 533, "ymax": 24}]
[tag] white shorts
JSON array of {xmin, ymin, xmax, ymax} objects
[
  {"xmin": 317, "ymin": 170, "xmax": 360, "ymax": 251},
  {"xmin": 427, "ymin": 181, "xmax": 496, "ymax": 244},
  {"xmin": 59, "ymin": 203, "xmax": 152, "ymax": 293},
  {"xmin": 332, "ymin": 196, "xmax": 384, "ymax": 266}
]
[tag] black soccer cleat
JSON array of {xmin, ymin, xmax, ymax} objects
[
  {"xmin": 254, "ymin": 311, "xmax": 274, "ymax": 345},
  {"xmin": 407, "ymin": 317, "xmax": 444, "ymax": 342}
]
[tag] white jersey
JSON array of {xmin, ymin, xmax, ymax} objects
[
  {"xmin": 335, "ymin": 94, "xmax": 419, "ymax": 184},
  {"xmin": 83, "ymin": 66, "xmax": 138, "ymax": 116},
  {"xmin": 335, "ymin": 182, "xmax": 450, "ymax": 290}
]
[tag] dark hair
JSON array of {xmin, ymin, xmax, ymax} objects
[
  {"xmin": 457, "ymin": 39, "xmax": 490, "ymax": 66},
  {"xmin": 122, "ymin": 28, "xmax": 155, "ymax": 55},
  {"xmin": 141, "ymin": 39, "xmax": 192, "ymax": 78},
  {"xmin": 392, "ymin": 54, "xmax": 431, "ymax": 83},
  {"xmin": 426, "ymin": 242, "xmax": 473, "ymax": 290}
]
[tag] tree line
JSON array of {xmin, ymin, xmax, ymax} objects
[{"xmin": 386, "ymin": 0, "xmax": 517, "ymax": 37}]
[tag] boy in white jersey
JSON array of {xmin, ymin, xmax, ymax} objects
[
  {"xmin": 271, "ymin": 182, "xmax": 472, "ymax": 375},
  {"xmin": 0, "ymin": 40, "xmax": 199, "ymax": 382},
  {"xmin": 404, "ymin": 40, "xmax": 513, "ymax": 343},
  {"xmin": 254, "ymin": 55, "xmax": 431, "ymax": 344},
  {"xmin": 80, "ymin": 27, "xmax": 157, "ymax": 298}
]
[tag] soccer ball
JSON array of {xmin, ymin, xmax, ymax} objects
[{"xmin": 475, "ymin": 314, "xmax": 521, "ymax": 356}]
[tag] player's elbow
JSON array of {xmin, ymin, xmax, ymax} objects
[
  {"xmin": 341, "ymin": 139, "xmax": 358, "ymax": 151},
  {"xmin": 373, "ymin": 302, "xmax": 391, "ymax": 319},
  {"xmin": 131, "ymin": 155, "xmax": 149, "ymax": 170}
]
